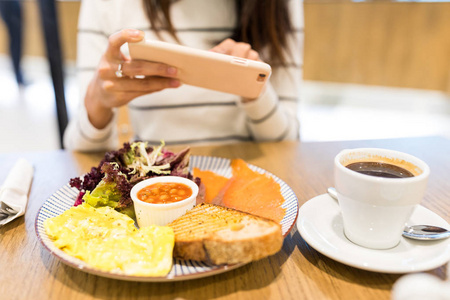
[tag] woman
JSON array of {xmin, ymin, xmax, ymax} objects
[{"xmin": 64, "ymin": 0, "xmax": 303, "ymax": 151}]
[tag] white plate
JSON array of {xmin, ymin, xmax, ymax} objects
[
  {"xmin": 35, "ymin": 156, "xmax": 298, "ymax": 282},
  {"xmin": 297, "ymin": 194, "xmax": 450, "ymax": 274}
]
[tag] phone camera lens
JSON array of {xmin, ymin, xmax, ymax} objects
[{"xmin": 257, "ymin": 74, "xmax": 266, "ymax": 82}]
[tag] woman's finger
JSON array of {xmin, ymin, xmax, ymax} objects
[
  {"xmin": 98, "ymin": 58, "xmax": 178, "ymax": 81},
  {"xmin": 121, "ymin": 60, "xmax": 178, "ymax": 78},
  {"xmin": 103, "ymin": 77, "xmax": 180, "ymax": 94},
  {"xmin": 247, "ymin": 49, "xmax": 260, "ymax": 61},
  {"xmin": 210, "ymin": 38, "xmax": 236, "ymax": 55},
  {"xmin": 105, "ymin": 29, "xmax": 144, "ymax": 60},
  {"xmin": 211, "ymin": 39, "xmax": 260, "ymax": 61},
  {"xmin": 96, "ymin": 77, "xmax": 180, "ymax": 109},
  {"xmin": 230, "ymin": 42, "xmax": 251, "ymax": 59}
]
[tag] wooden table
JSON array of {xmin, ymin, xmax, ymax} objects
[{"xmin": 1, "ymin": 137, "xmax": 449, "ymax": 300}]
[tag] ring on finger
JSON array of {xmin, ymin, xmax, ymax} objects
[{"xmin": 115, "ymin": 62, "xmax": 124, "ymax": 78}]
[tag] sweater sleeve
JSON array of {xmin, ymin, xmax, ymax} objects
[
  {"xmin": 239, "ymin": 84, "xmax": 290, "ymax": 141},
  {"xmin": 239, "ymin": 0, "xmax": 303, "ymax": 141},
  {"xmin": 63, "ymin": 0, "xmax": 119, "ymax": 151}
]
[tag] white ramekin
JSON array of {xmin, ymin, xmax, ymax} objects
[{"xmin": 130, "ymin": 176, "xmax": 199, "ymax": 227}]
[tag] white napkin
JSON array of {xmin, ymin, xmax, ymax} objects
[
  {"xmin": 391, "ymin": 261, "xmax": 450, "ymax": 300},
  {"xmin": 0, "ymin": 158, "xmax": 34, "ymax": 226}
]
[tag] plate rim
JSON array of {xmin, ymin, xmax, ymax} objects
[{"xmin": 35, "ymin": 155, "xmax": 299, "ymax": 281}]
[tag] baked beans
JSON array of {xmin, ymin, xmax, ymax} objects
[{"xmin": 137, "ymin": 182, "xmax": 193, "ymax": 204}]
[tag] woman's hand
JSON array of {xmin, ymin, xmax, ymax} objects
[
  {"xmin": 85, "ymin": 29, "xmax": 181, "ymax": 129},
  {"xmin": 210, "ymin": 38, "xmax": 261, "ymax": 61}
]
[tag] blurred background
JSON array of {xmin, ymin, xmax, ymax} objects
[{"xmin": 0, "ymin": 0, "xmax": 449, "ymax": 152}]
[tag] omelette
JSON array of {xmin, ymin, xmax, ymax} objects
[{"xmin": 44, "ymin": 203, "xmax": 174, "ymax": 277}]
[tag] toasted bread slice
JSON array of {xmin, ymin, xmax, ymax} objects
[{"xmin": 167, "ymin": 203, "xmax": 283, "ymax": 265}]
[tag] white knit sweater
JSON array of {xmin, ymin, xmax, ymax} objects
[{"xmin": 63, "ymin": 0, "xmax": 304, "ymax": 151}]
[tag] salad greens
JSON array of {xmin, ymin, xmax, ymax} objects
[{"xmin": 69, "ymin": 141, "xmax": 196, "ymax": 217}]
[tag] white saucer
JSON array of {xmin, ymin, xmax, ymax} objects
[{"xmin": 297, "ymin": 194, "xmax": 450, "ymax": 274}]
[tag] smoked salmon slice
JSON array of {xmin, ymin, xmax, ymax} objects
[
  {"xmin": 194, "ymin": 159, "xmax": 286, "ymax": 223},
  {"xmin": 192, "ymin": 168, "xmax": 229, "ymax": 203},
  {"xmin": 222, "ymin": 159, "xmax": 286, "ymax": 223}
]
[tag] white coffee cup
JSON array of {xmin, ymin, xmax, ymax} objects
[{"xmin": 334, "ymin": 148, "xmax": 430, "ymax": 249}]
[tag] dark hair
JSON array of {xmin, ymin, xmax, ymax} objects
[{"xmin": 143, "ymin": 0, "xmax": 293, "ymax": 65}]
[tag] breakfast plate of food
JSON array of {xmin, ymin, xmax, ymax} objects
[{"xmin": 35, "ymin": 142, "xmax": 298, "ymax": 282}]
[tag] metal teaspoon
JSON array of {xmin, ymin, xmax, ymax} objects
[{"xmin": 326, "ymin": 187, "xmax": 450, "ymax": 241}]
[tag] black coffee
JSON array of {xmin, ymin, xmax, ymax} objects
[{"xmin": 345, "ymin": 162, "xmax": 414, "ymax": 178}]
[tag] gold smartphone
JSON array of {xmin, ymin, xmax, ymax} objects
[{"xmin": 128, "ymin": 40, "xmax": 271, "ymax": 99}]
